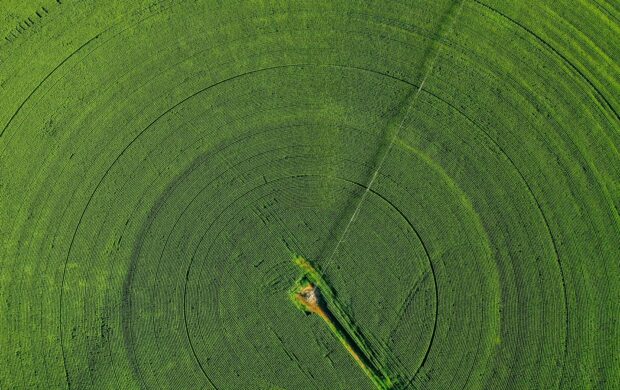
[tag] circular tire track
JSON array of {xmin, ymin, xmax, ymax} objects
[{"xmin": 1, "ymin": 1, "xmax": 618, "ymax": 389}]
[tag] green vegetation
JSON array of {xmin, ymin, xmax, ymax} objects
[
  {"xmin": 0, "ymin": 0, "xmax": 618, "ymax": 389},
  {"xmin": 290, "ymin": 256, "xmax": 393, "ymax": 389}
]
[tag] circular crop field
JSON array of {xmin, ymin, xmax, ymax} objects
[{"xmin": 1, "ymin": 1, "xmax": 618, "ymax": 389}]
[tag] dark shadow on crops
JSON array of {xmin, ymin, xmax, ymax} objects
[{"xmin": 301, "ymin": 174, "xmax": 438, "ymax": 388}]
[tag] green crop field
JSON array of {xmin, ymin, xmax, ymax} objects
[{"xmin": 1, "ymin": 0, "xmax": 618, "ymax": 389}]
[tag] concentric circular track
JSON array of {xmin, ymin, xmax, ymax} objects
[{"xmin": 1, "ymin": 1, "xmax": 618, "ymax": 389}]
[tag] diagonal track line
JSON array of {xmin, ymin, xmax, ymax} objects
[{"xmin": 322, "ymin": 0, "xmax": 466, "ymax": 270}]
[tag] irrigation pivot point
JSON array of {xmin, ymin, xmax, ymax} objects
[
  {"xmin": 294, "ymin": 284, "xmax": 322, "ymax": 315},
  {"xmin": 289, "ymin": 256, "xmax": 394, "ymax": 389}
]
